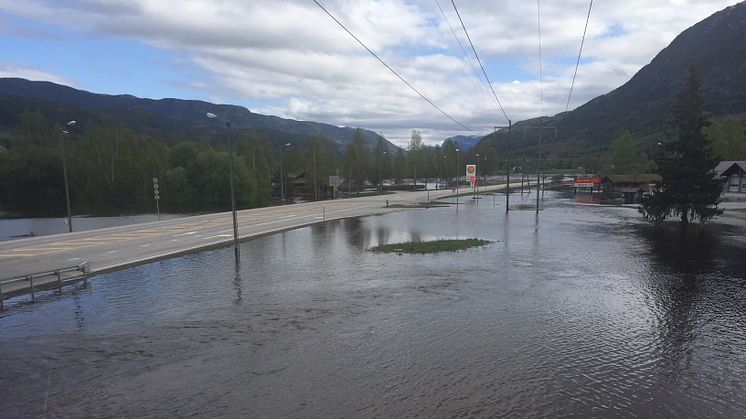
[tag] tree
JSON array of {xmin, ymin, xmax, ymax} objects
[
  {"xmin": 608, "ymin": 132, "xmax": 648, "ymax": 174},
  {"xmin": 639, "ymin": 68, "xmax": 723, "ymax": 229},
  {"xmin": 703, "ymin": 117, "xmax": 746, "ymax": 160},
  {"xmin": 409, "ymin": 130, "xmax": 423, "ymax": 184}
]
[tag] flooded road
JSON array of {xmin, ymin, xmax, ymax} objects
[
  {"xmin": 0, "ymin": 213, "xmax": 185, "ymax": 242},
  {"xmin": 1, "ymin": 191, "xmax": 745, "ymax": 418}
]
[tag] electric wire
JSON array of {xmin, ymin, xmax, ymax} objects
[
  {"xmin": 450, "ymin": 0, "xmax": 510, "ymax": 123},
  {"xmin": 313, "ymin": 0, "xmax": 474, "ymax": 132},
  {"xmin": 536, "ymin": 0, "xmax": 543, "ymax": 210},
  {"xmin": 434, "ymin": 0, "xmax": 490, "ymax": 94},
  {"xmin": 565, "ymin": 0, "xmax": 593, "ymax": 112}
]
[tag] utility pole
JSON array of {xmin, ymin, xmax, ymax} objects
[
  {"xmin": 521, "ymin": 125, "xmax": 556, "ymax": 213},
  {"xmin": 207, "ymin": 112, "xmax": 240, "ymax": 261},
  {"xmin": 536, "ymin": 123, "xmax": 542, "ymax": 213},
  {"xmin": 506, "ymin": 120, "xmax": 511, "ymax": 213},
  {"xmin": 456, "ymin": 148, "xmax": 460, "ymax": 212},
  {"xmin": 227, "ymin": 121, "xmax": 240, "ymax": 261},
  {"xmin": 59, "ymin": 120, "xmax": 76, "ymax": 232},
  {"xmin": 313, "ymin": 149, "xmax": 318, "ymax": 201},
  {"xmin": 494, "ymin": 122, "xmax": 512, "ymax": 212}
]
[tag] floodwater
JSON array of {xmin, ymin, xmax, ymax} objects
[
  {"xmin": 1, "ymin": 191, "xmax": 745, "ymax": 418},
  {"xmin": 0, "ymin": 213, "xmax": 184, "ymax": 242}
]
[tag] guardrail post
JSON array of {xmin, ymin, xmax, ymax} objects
[
  {"xmin": 82, "ymin": 266, "xmax": 88, "ymax": 286},
  {"xmin": 29, "ymin": 275, "xmax": 34, "ymax": 302},
  {"xmin": 1, "ymin": 287, "xmax": 4, "ymax": 311},
  {"xmin": 56, "ymin": 270, "xmax": 62, "ymax": 293}
]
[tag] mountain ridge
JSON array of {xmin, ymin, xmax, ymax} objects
[
  {"xmin": 481, "ymin": 2, "xmax": 746, "ymax": 167},
  {"xmin": 0, "ymin": 77, "xmax": 396, "ymax": 152}
]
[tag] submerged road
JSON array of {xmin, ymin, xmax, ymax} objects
[{"xmin": 0, "ymin": 184, "xmax": 518, "ymax": 279}]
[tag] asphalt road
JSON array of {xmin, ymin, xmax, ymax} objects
[{"xmin": 1, "ymin": 184, "xmax": 515, "ymax": 281}]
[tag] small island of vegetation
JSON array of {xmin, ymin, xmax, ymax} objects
[{"xmin": 370, "ymin": 238, "xmax": 491, "ymax": 254}]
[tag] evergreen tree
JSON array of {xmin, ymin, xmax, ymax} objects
[{"xmin": 639, "ymin": 68, "xmax": 723, "ymax": 228}]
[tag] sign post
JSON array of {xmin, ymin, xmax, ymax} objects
[
  {"xmin": 329, "ymin": 175, "xmax": 342, "ymax": 200},
  {"xmin": 153, "ymin": 177, "xmax": 161, "ymax": 221},
  {"xmin": 466, "ymin": 164, "xmax": 477, "ymax": 199}
]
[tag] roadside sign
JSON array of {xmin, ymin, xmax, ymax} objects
[
  {"xmin": 466, "ymin": 164, "xmax": 476, "ymax": 178},
  {"xmin": 329, "ymin": 175, "xmax": 342, "ymax": 187},
  {"xmin": 573, "ymin": 177, "xmax": 601, "ymax": 188},
  {"xmin": 153, "ymin": 177, "xmax": 160, "ymax": 201}
]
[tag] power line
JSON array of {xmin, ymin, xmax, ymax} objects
[
  {"xmin": 434, "ymin": 0, "xmax": 489, "ymax": 94},
  {"xmin": 536, "ymin": 0, "xmax": 543, "ymax": 212},
  {"xmin": 451, "ymin": 0, "xmax": 510, "ymax": 123},
  {"xmin": 313, "ymin": 0, "xmax": 474, "ymax": 132},
  {"xmin": 537, "ymin": 0, "xmax": 543, "ymax": 120},
  {"xmin": 565, "ymin": 0, "xmax": 594, "ymax": 112}
]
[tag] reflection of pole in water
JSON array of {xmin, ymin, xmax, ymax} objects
[{"xmin": 233, "ymin": 263, "xmax": 242, "ymax": 304}]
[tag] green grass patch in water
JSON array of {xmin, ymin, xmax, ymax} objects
[{"xmin": 370, "ymin": 238, "xmax": 491, "ymax": 254}]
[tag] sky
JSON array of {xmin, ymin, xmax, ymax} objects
[{"xmin": 0, "ymin": 0, "xmax": 741, "ymax": 146}]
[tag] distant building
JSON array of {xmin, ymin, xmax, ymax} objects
[
  {"xmin": 715, "ymin": 161, "xmax": 746, "ymax": 193},
  {"xmin": 603, "ymin": 174, "xmax": 662, "ymax": 204}
]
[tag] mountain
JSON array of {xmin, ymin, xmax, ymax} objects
[
  {"xmin": 481, "ymin": 2, "xmax": 746, "ymax": 166},
  {"xmin": 0, "ymin": 78, "xmax": 396, "ymax": 152},
  {"xmin": 441, "ymin": 135, "xmax": 483, "ymax": 152}
]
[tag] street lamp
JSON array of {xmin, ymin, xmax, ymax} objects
[
  {"xmin": 206, "ymin": 112, "xmax": 239, "ymax": 260},
  {"xmin": 59, "ymin": 120, "xmax": 76, "ymax": 232},
  {"xmin": 456, "ymin": 148, "xmax": 460, "ymax": 212},
  {"xmin": 280, "ymin": 142, "xmax": 291, "ymax": 203},
  {"xmin": 495, "ymin": 122, "xmax": 512, "ymax": 212},
  {"xmin": 440, "ymin": 154, "xmax": 446, "ymax": 190},
  {"xmin": 475, "ymin": 152, "xmax": 480, "ymax": 199},
  {"xmin": 379, "ymin": 150, "xmax": 387, "ymax": 191}
]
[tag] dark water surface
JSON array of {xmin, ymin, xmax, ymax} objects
[
  {"xmin": 0, "ymin": 213, "xmax": 185, "ymax": 242},
  {"xmin": 2, "ymin": 191, "xmax": 745, "ymax": 418}
]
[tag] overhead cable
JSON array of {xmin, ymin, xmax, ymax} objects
[
  {"xmin": 434, "ymin": 0, "xmax": 489, "ymax": 94},
  {"xmin": 451, "ymin": 0, "xmax": 510, "ymax": 123},
  {"xmin": 313, "ymin": 0, "xmax": 474, "ymax": 132},
  {"xmin": 565, "ymin": 0, "xmax": 594, "ymax": 112}
]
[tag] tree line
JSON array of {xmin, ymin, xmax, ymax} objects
[{"xmin": 0, "ymin": 113, "xmax": 485, "ymax": 214}]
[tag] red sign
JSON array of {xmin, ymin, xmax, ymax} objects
[{"xmin": 574, "ymin": 177, "xmax": 602, "ymax": 184}]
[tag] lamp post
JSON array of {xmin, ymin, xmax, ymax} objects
[
  {"xmin": 378, "ymin": 150, "xmax": 387, "ymax": 191},
  {"xmin": 312, "ymin": 147, "xmax": 318, "ymax": 201},
  {"xmin": 59, "ymin": 120, "xmax": 76, "ymax": 232},
  {"xmin": 494, "ymin": 122, "xmax": 512, "ymax": 212},
  {"xmin": 280, "ymin": 142, "xmax": 291, "ymax": 203},
  {"xmin": 206, "ymin": 112, "xmax": 240, "ymax": 260},
  {"xmin": 456, "ymin": 148, "xmax": 460, "ymax": 212},
  {"xmin": 440, "ymin": 154, "xmax": 446, "ymax": 190},
  {"xmin": 475, "ymin": 153, "xmax": 480, "ymax": 199}
]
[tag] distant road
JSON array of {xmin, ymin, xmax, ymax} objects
[{"xmin": 1, "ymin": 183, "xmax": 519, "ymax": 279}]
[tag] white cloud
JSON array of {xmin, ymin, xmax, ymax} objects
[
  {"xmin": 0, "ymin": 0, "xmax": 740, "ymax": 145},
  {"xmin": 0, "ymin": 61, "xmax": 75, "ymax": 86}
]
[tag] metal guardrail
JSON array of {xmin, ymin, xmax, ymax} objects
[{"xmin": 0, "ymin": 261, "xmax": 89, "ymax": 310}]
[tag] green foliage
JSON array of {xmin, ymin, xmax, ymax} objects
[
  {"xmin": 703, "ymin": 117, "xmax": 746, "ymax": 160},
  {"xmin": 609, "ymin": 132, "xmax": 640, "ymax": 174},
  {"xmin": 639, "ymin": 68, "xmax": 723, "ymax": 227},
  {"xmin": 370, "ymin": 238, "xmax": 491, "ymax": 254}
]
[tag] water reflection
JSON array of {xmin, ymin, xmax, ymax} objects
[{"xmin": 1, "ymin": 190, "xmax": 745, "ymax": 418}]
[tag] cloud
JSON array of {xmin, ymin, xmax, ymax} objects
[
  {"xmin": 0, "ymin": 0, "xmax": 740, "ymax": 146},
  {"xmin": 0, "ymin": 61, "xmax": 75, "ymax": 86}
]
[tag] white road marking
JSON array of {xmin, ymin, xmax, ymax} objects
[
  {"xmin": 174, "ymin": 231, "xmax": 198, "ymax": 237},
  {"xmin": 141, "ymin": 244, "xmax": 151, "ymax": 247},
  {"xmin": 68, "ymin": 257, "xmax": 81, "ymax": 261},
  {"xmin": 107, "ymin": 250, "xmax": 117, "ymax": 254}
]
